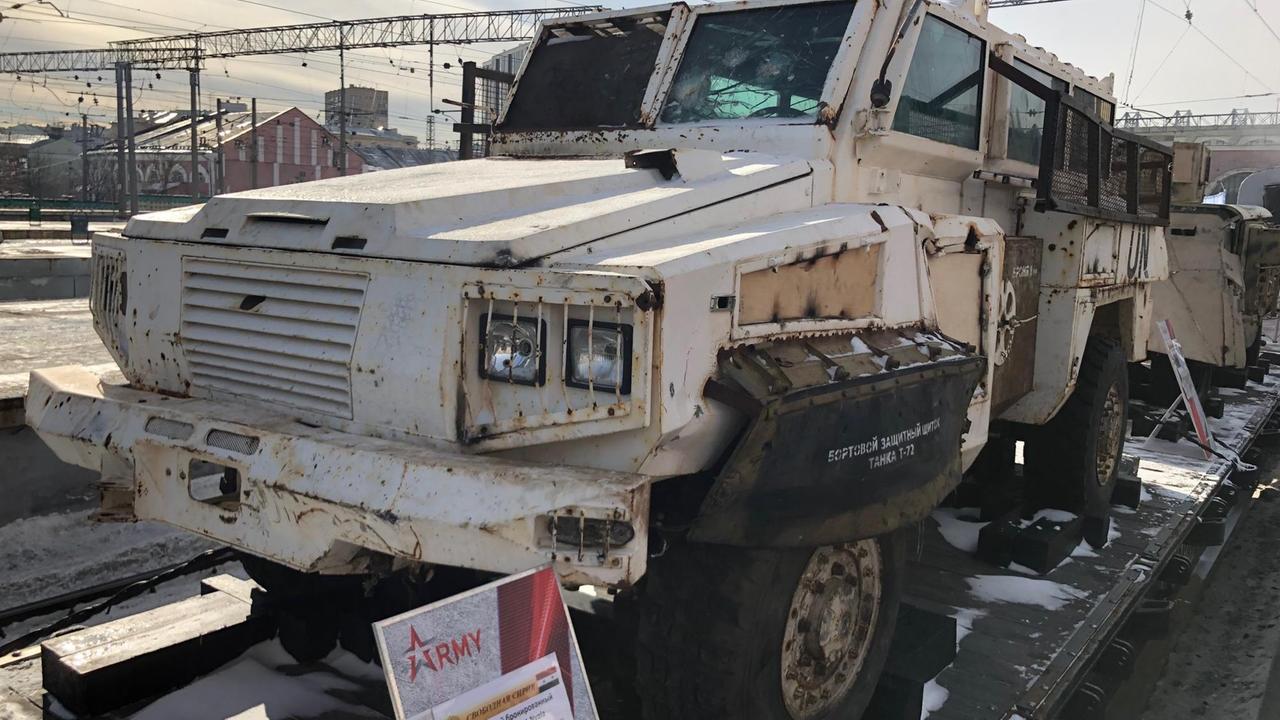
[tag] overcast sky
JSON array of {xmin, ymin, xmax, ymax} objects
[{"xmin": 0, "ymin": 0, "xmax": 1274, "ymax": 146}]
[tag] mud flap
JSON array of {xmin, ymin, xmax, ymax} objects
[{"xmin": 691, "ymin": 351, "xmax": 985, "ymax": 548}]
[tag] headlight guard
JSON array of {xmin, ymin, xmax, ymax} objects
[
  {"xmin": 478, "ymin": 313, "xmax": 547, "ymax": 386},
  {"xmin": 565, "ymin": 318, "xmax": 633, "ymax": 394}
]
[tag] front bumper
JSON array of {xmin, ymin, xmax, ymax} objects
[{"xmin": 26, "ymin": 366, "xmax": 650, "ymax": 587}]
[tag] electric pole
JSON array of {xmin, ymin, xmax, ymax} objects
[
  {"xmin": 214, "ymin": 98, "xmax": 223, "ymax": 195},
  {"xmin": 124, "ymin": 63, "xmax": 138, "ymax": 217},
  {"xmin": 338, "ymin": 32, "xmax": 347, "ymax": 176},
  {"xmin": 80, "ymin": 113, "xmax": 88, "ymax": 203},
  {"xmin": 250, "ymin": 97, "xmax": 258, "ymax": 190},
  {"xmin": 189, "ymin": 65, "xmax": 200, "ymax": 200},
  {"xmin": 113, "ymin": 62, "xmax": 126, "ymax": 215}
]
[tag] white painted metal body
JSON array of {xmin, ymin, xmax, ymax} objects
[
  {"xmin": 28, "ymin": 0, "xmax": 1166, "ymax": 587},
  {"xmin": 1144, "ymin": 205, "xmax": 1276, "ymax": 368}
]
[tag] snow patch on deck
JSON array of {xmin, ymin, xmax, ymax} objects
[
  {"xmin": 129, "ymin": 640, "xmax": 386, "ymax": 719},
  {"xmin": 919, "ymin": 678, "xmax": 950, "ymax": 719},
  {"xmin": 951, "ymin": 607, "xmax": 986, "ymax": 647},
  {"xmin": 964, "ymin": 575, "xmax": 1089, "ymax": 611},
  {"xmin": 933, "ymin": 507, "xmax": 987, "ymax": 553}
]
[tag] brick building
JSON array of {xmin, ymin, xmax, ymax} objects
[{"xmin": 92, "ymin": 106, "xmax": 363, "ymax": 199}]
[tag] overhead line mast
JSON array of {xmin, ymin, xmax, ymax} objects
[{"xmin": 0, "ymin": 8, "xmax": 598, "ymax": 72}]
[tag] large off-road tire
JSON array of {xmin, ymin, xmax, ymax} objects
[
  {"xmin": 635, "ymin": 533, "xmax": 904, "ymax": 720},
  {"xmin": 240, "ymin": 555, "xmax": 363, "ymax": 663},
  {"xmin": 1026, "ymin": 336, "xmax": 1128, "ymax": 547},
  {"xmin": 1247, "ymin": 326, "xmax": 1264, "ymax": 369}
]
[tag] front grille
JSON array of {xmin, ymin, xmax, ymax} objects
[
  {"xmin": 90, "ymin": 248, "xmax": 126, "ymax": 318},
  {"xmin": 91, "ymin": 248, "xmax": 128, "ymax": 359},
  {"xmin": 180, "ymin": 258, "xmax": 367, "ymax": 418}
]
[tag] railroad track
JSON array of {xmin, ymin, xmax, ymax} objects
[{"xmin": 0, "ymin": 546, "xmax": 239, "ymax": 657}]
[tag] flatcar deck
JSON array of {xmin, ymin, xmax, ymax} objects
[{"xmin": 906, "ymin": 363, "xmax": 1280, "ymax": 719}]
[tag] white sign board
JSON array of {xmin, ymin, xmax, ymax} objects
[
  {"xmin": 1157, "ymin": 319, "xmax": 1214, "ymax": 459},
  {"xmin": 374, "ymin": 565, "xmax": 599, "ymax": 720}
]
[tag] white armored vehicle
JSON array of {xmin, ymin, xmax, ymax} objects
[
  {"xmin": 1136, "ymin": 143, "xmax": 1280, "ymax": 403},
  {"xmin": 28, "ymin": 0, "xmax": 1172, "ymax": 716}
]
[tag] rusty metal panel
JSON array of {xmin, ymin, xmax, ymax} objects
[
  {"xmin": 991, "ymin": 236, "xmax": 1042, "ymax": 415},
  {"xmin": 738, "ymin": 244, "xmax": 881, "ymax": 324},
  {"xmin": 929, "ymin": 252, "xmax": 984, "ymax": 350}
]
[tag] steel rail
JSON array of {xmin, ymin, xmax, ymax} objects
[{"xmin": 0, "ymin": 546, "xmax": 239, "ymax": 657}]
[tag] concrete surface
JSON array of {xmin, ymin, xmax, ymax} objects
[
  {"xmin": 0, "ymin": 298, "xmax": 117, "ymax": 405},
  {"xmin": 0, "ymin": 221, "xmax": 124, "ymax": 240},
  {"xmin": 0, "ymin": 239, "xmax": 91, "ymax": 301},
  {"xmin": 0, "ymin": 426, "xmax": 96, "ymax": 525},
  {"xmin": 0, "ymin": 298, "xmax": 119, "ymax": 518}
]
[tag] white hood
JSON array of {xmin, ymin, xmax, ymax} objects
[{"xmin": 124, "ymin": 151, "xmax": 813, "ymax": 267}]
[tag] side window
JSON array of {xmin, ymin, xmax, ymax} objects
[
  {"xmin": 892, "ymin": 15, "xmax": 985, "ymax": 150},
  {"xmin": 1007, "ymin": 59, "xmax": 1067, "ymax": 165}
]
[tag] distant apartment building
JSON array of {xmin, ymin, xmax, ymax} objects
[
  {"xmin": 324, "ymin": 86, "xmax": 420, "ymax": 150},
  {"xmin": 480, "ymin": 45, "xmax": 526, "ymax": 127},
  {"xmin": 461, "ymin": 45, "xmax": 527, "ymax": 157},
  {"xmin": 325, "ymin": 86, "xmax": 389, "ymax": 131}
]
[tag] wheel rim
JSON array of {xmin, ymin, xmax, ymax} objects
[
  {"xmin": 781, "ymin": 539, "xmax": 882, "ymax": 719},
  {"xmin": 1095, "ymin": 383, "xmax": 1124, "ymax": 484}
]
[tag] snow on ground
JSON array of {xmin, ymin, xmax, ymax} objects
[
  {"xmin": 964, "ymin": 575, "xmax": 1088, "ymax": 611},
  {"xmin": 0, "ymin": 509, "xmax": 214, "ymax": 612},
  {"xmin": 932, "ymin": 508, "xmax": 987, "ymax": 553},
  {"xmin": 1029, "ymin": 509, "xmax": 1077, "ymax": 524},
  {"xmin": 1007, "ymin": 561, "xmax": 1047, "ymax": 576},
  {"xmin": 1070, "ymin": 539, "xmax": 1100, "ymax": 559},
  {"xmin": 951, "ymin": 608, "xmax": 986, "ymax": 647},
  {"xmin": 919, "ymin": 678, "xmax": 949, "ymax": 720},
  {"xmin": 129, "ymin": 641, "xmax": 388, "ymax": 720}
]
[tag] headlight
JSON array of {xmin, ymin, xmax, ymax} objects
[
  {"xmin": 480, "ymin": 314, "xmax": 545, "ymax": 385},
  {"xmin": 566, "ymin": 320, "xmax": 632, "ymax": 394}
]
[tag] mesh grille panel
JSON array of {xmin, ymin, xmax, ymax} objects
[
  {"xmin": 145, "ymin": 416, "xmax": 194, "ymax": 440},
  {"xmin": 206, "ymin": 429, "xmax": 261, "ymax": 456},
  {"xmin": 1040, "ymin": 102, "xmax": 1170, "ymax": 223},
  {"xmin": 1098, "ymin": 132, "xmax": 1129, "ymax": 215},
  {"xmin": 1050, "ymin": 107, "xmax": 1090, "ymax": 207},
  {"xmin": 90, "ymin": 248, "xmax": 128, "ymax": 358}
]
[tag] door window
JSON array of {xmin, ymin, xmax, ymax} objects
[
  {"xmin": 892, "ymin": 15, "xmax": 985, "ymax": 150},
  {"xmin": 1007, "ymin": 59, "xmax": 1067, "ymax": 165}
]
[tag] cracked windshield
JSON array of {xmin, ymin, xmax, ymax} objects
[
  {"xmin": 498, "ymin": 11, "xmax": 672, "ymax": 130},
  {"xmin": 660, "ymin": 2, "xmax": 855, "ymax": 123}
]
